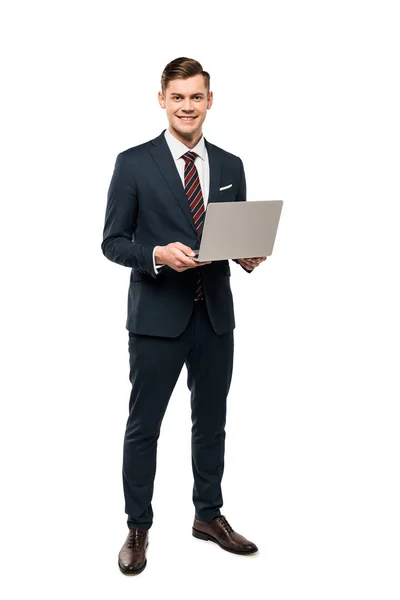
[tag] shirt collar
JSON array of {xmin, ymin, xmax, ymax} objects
[{"xmin": 164, "ymin": 128, "xmax": 206, "ymax": 161}]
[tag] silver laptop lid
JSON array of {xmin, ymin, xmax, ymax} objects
[{"xmin": 193, "ymin": 200, "xmax": 283, "ymax": 262}]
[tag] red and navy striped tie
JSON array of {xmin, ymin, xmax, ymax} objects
[{"xmin": 182, "ymin": 151, "xmax": 205, "ymax": 301}]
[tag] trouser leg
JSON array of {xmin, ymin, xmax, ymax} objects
[
  {"xmin": 185, "ymin": 302, "xmax": 234, "ymax": 523},
  {"xmin": 123, "ymin": 327, "xmax": 190, "ymax": 530}
]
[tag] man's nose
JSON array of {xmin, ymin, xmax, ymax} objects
[{"xmin": 182, "ymin": 98, "xmax": 194, "ymax": 112}]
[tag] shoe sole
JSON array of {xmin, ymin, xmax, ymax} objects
[
  {"xmin": 192, "ymin": 527, "xmax": 258, "ymax": 555},
  {"xmin": 118, "ymin": 559, "xmax": 147, "ymax": 575}
]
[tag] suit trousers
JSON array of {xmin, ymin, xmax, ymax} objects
[{"xmin": 123, "ymin": 299, "xmax": 234, "ymax": 530}]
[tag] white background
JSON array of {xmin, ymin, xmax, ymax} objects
[{"xmin": 1, "ymin": 1, "xmax": 399, "ymax": 598}]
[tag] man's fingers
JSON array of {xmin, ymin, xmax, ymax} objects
[
  {"xmin": 238, "ymin": 257, "xmax": 267, "ymax": 269},
  {"xmin": 178, "ymin": 261, "xmax": 212, "ymax": 271},
  {"xmin": 174, "ymin": 249, "xmax": 197, "ymax": 266},
  {"xmin": 244, "ymin": 256, "xmax": 267, "ymax": 266},
  {"xmin": 238, "ymin": 259, "xmax": 254, "ymax": 269},
  {"xmin": 174, "ymin": 242, "xmax": 195, "ymax": 255},
  {"xmin": 173, "ymin": 250, "xmax": 213, "ymax": 270}
]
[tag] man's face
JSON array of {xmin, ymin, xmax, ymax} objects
[{"xmin": 158, "ymin": 74, "xmax": 213, "ymax": 145}]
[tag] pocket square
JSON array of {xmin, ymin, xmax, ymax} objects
[{"xmin": 219, "ymin": 184, "xmax": 233, "ymax": 191}]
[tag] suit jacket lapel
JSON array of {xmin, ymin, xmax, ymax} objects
[
  {"xmin": 149, "ymin": 130, "xmax": 222, "ymax": 238},
  {"xmin": 198, "ymin": 138, "xmax": 221, "ymax": 238},
  {"xmin": 204, "ymin": 138, "xmax": 222, "ymax": 206},
  {"xmin": 149, "ymin": 130, "xmax": 197, "ymax": 235}
]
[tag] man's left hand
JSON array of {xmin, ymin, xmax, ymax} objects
[{"xmin": 237, "ymin": 256, "xmax": 267, "ymax": 270}]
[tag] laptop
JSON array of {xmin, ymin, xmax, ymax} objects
[{"xmin": 190, "ymin": 200, "xmax": 283, "ymax": 262}]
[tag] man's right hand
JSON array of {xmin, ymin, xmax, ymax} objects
[{"xmin": 155, "ymin": 242, "xmax": 211, "ymax": 272}]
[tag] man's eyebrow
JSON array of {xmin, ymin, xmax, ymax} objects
[{"xmin": 169, "ymin": 92, "xmax": 205, "ymax": 97}]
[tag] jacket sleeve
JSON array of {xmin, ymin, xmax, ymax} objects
[
  {"xmin": 232, "ymin": 157, "xmax": 254, "ymax": 274},
  {"xmin": 101, "ymin": 152, "xmax": 156, "ymax": 277}
]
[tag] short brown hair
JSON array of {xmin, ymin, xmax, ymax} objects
[{"xmin": 161, "ymin": 57, "xmax": 210, "ymax": 95}]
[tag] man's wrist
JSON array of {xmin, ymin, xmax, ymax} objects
[{"xmin": 154, "ymin": 245, "xmax": 165, "ymax": 265}]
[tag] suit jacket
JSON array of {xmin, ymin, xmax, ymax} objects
[{"xmin": 101, "ymin": 129, "xmax": 252, "ymax": 337}]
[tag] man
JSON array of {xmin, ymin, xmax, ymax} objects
[{"xmin": 102, "ymin": 57, "xmax": 267, "ymax": 576}]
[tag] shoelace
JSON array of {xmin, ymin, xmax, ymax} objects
[
  {"xmin": 215, "ymin": 515, "xmax": 234, "ymax": 535},
  {"xmin": 127, "ymin": 528, "xmax": 145, "ymax": 550}
]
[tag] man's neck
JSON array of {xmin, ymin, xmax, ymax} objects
[{"xmin": 168, "ymin": 126, "xmax": 203, "ymax": 149}]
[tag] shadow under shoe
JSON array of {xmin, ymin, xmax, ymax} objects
[{"xmin": 118, "ymin": 527, "xmax": 149, "ymax": 575}]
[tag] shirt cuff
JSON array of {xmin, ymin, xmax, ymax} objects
[{"xmin": 153, "ymin": 246, "xmax": 165, "ymax": 275}]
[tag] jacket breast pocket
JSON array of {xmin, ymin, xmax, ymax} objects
[{"xmin": 218, "ymin": 187, "xmax": 236, "ymax": 202}]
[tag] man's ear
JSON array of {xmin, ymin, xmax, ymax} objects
[
  {"xmin": 207, "ymin": 91, "xmax": 213, "ymax": 110},
  {"xmin": 158, "ymin": 91, "xmax": 166, "ymax": 109}
]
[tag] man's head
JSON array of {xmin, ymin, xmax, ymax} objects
[{"xmin": 158, "ymin": 57, "xmax": 213, "ymax": 147}]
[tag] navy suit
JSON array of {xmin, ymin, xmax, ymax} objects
[{"xmin": 102, "ymin": 129, "xmax": 252, "ymax": 529}]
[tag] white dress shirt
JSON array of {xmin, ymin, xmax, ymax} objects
[{"xmin": 151, "ymin": 128, "xmax": 210, "ymax": 274}]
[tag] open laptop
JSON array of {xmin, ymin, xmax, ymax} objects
[{"xmin": 190, "ymin": 200, "xmax": 283, "ymax": 262}]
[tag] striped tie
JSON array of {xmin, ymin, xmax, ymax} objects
[{"xmin": 182, "ymin": 151, "xmax": 205, "ymax": 301}]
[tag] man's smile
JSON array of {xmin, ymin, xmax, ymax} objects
[{"xmin": 177, "ymin": 116, "xmax": 197, "ymax": 121}]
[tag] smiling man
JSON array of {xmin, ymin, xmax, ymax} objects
[
  {"xmin": 159, "ymin": 74, "xmax": 210, "ymax": 144},
  {"xmin": 102, "ymin": 57, "xmax": 266, "ymax": 576}
]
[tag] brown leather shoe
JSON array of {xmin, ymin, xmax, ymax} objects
[
  {"xmin": 118, "ymin": 527, "xmax": 149, "ymax": 575},
  {"xmin": 192, "ymin": 515, "xmax": 258, "ymax": 555}
]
